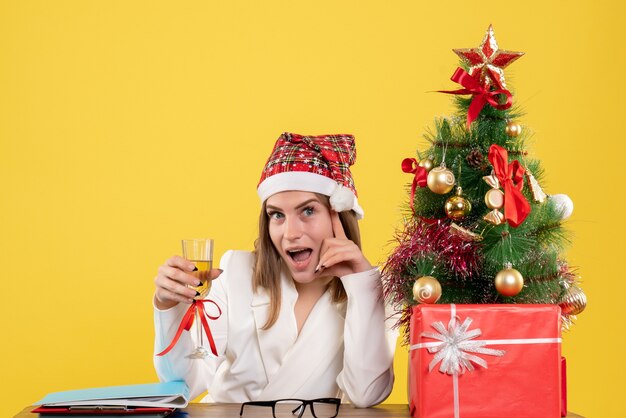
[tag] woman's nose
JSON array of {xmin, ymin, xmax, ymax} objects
[{"xmin": 283, "ymin": 217, "xmax": 303, "ymax": 240}]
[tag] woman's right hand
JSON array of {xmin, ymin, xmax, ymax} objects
[{"xmin": 154, "ymin": 255, "xmax": 222, "ymax": 310}]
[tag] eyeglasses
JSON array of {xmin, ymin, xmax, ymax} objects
[{"xmin": 239, "ymin": 398, "xmax": 341, "ymax": 418}]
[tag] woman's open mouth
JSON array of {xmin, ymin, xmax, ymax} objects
[{"xmin": 286, "ymin": 248, "xmax": 313, "ymax": 268}]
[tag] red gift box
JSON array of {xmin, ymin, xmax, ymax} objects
[
  {"xmin": 409, "ymin": 304, "xmax": 562, "ymax": 418},
  {"xmin": 561, "ymin": 357, "xmax": 567, "ymax": 417}
]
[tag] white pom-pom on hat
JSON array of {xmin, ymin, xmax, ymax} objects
[{"xmin": 330, "ymin": 184, "xmax": 356, "ymax": 213}]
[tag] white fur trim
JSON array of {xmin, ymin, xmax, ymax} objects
[{"xmin": 257, "ymin": 172, "xmax": 364, "ymax": 219}]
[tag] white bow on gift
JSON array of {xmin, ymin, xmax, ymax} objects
[{"xmin": 421, "ymin": 316, "xmax": 505, "ymax": 375}]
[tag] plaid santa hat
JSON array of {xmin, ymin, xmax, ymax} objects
[{"xmin": 257, "ymin": 132, "xmax": 364, "ymax": 219}]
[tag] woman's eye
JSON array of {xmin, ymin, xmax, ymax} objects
[
  {"xmin": 303, "ymin": 207, "xmax": 315, "ymax": 216},
  {"xmin": 268, "ymin": 211, "xmax": 284, "ymax": 220}
]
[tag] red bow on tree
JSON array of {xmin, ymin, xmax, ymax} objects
[
  {"xmin": 488, "ymin": 144, "xmax": 531, "ymax": 227},
  {"xmin": 438, "ymin": 68, "xmax": 513, "ymax": 128},
  {"xmin": 402, "ymin": 158, "xmax": 428, "ymax": 213}
]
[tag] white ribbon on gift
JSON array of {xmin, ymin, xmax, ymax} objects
[{"xmin": 409, "ymin": 304, "xmax": 562, "ymax": 418}]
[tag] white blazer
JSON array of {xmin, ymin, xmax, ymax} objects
[{"xmin": 154, "ymin": 250, "xmax": 397, "ymax": 407}]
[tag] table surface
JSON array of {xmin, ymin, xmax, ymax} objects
[{"xmin": 16, "ymin": 403, "xmax": 584, "ymax": 418}]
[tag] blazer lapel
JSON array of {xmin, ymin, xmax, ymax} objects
[
  {"xmin": 251, "ymin": 269, "xmax": 298, "ymax": 384},
  {"xmin": 258, "ymin": 290, "xmax": 345, "ymax": 400}
]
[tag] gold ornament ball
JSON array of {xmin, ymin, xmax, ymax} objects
[
  {"xmin": 427, "ymin": 166, "xmax": 455, "ymax": 194},
  {"xmin": 485, "ymin": 188, "xmax": 505, "ymax": 210},
  {"xmin": 505, "ymin": 122, "xmax": 522, "ymax": 137},
  {"xmin": 559, "ymin": 286, "xmax": 587, "ymax": 315},
  {"xmin": 412, "ymin": 276, "xmax": 442, "ymax": 304},
  {"xmin": 494, "ymin": 267, "xmax": 524, "ymax": 297},
  {"xmin": 445, "ymin": 191, "xmax": 472, "ymax": 220},
  {"xmin": 418, "ymin": 158, "xmax": 434, "ymax": 172}
]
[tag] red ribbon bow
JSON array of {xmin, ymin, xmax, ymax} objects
[
  {"xmin": 438, "ymin": 68, "xmax": 513, "ymax": 128},
  {"xmin": 488, "ymin": 144, "xmax": 531, "ymax": 227},
  {"xmin": 402, "ymin": 158, "xmax": 428, "ymax": 212},
  {"xmin": 156, "ymin": 299, "xmax": 222, "ymax": 357}
]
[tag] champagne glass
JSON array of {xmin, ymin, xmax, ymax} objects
[{"xmin": 182, "ymin": 238, "xmax": 214, "ymax": 359}]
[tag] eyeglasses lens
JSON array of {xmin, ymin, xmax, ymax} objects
[
  {"xmin": 274, "ymin": 401, "xmax": 305, "ymax": 418},
  {"xmin": 311, "ymin": 401, "xmax": 338, "ymax": 418}
]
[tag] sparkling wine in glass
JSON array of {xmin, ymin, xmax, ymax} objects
[{"xmin": 182, "ymin": 238, "xmax": 214, "ymax": 359}]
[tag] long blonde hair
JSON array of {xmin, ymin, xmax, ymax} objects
[{"xmin": 252, "ymin": 195, "xmax": 362, "ymax": 329}]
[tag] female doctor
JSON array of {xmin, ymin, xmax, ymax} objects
[{"xmin": 153, "ymin": 132, "xmax": 396, "ymax": 407}]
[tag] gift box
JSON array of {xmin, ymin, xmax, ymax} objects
[
  {"xmin": 409, "ymin": 304, "xmax": 562, "ymax": 418},
  {"xmin": 561, "ymin": 357, "xmax": 567, "ymax": 417}
]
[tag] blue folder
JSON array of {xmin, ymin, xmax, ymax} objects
[{"xmin": 34, "ymin": 381, "xmax": 190, "ymax": 408}]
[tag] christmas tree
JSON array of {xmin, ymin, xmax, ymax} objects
[{"xmin": 383, "ymin": 25, "xmax": 586, "ymax": 341}]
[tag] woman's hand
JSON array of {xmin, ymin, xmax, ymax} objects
[
  {"xmin": 316, "ymin": 211, "xmax": 372, "ymax": 279},
  {"xmin": 154, "ymin": 255, "xmax": 222, "ymax": 310}
]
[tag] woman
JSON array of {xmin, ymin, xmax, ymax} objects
[{"xmin": 153, "ymin": 132, "xmax": 396, "ymax": 407}]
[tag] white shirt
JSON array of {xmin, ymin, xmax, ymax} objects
[{"xmin": 154, "ymin": 250, "xmax": 397, "ymax": 407}]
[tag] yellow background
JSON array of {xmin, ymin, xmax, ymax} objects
[{"xmin": 1, "ymin": 1, "xmax": 623, "ymax": 417}]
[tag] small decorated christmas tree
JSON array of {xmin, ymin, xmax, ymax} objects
[{"xmin": 383, "ymin": 25, "xmax": 587, "ymax": 339}]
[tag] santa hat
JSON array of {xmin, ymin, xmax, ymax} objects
[{"xmin": 257, "ymin": 132, "xmax": 364, "ymax": 219}]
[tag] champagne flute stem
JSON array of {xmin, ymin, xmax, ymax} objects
[{"xmin": 195, "ymin": 308, "xmax": 203, "ymax": 347}]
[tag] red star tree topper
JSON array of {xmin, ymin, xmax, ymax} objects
[{"xmin": 453, "ymin": 24, "xmax": 524, "ymax": 89}]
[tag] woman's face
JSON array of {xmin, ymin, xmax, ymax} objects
[{"xmin": 265, "ymin": 191, "xmax": 334, "ymax": 285}]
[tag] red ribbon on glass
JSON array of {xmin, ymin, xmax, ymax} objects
[
  {"xmin": 488, "ymin": 144, "xmax": 531, "ymax": 227},
  {"xmin": 438, "ymin": 68, "xmax": 513, "ymax": 128},
  {"xmin": 156, "ymin": 300, "xmax": 222, "ymax": 357},
  {"xmin": 402, "ymin": 158, "xmax": 428, "ymax": 212}
]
